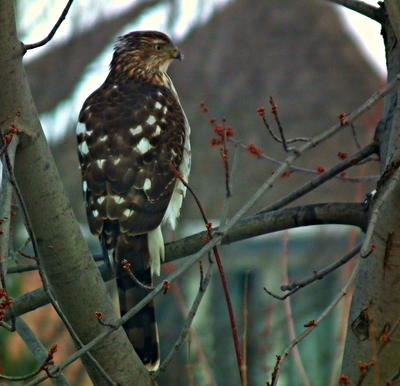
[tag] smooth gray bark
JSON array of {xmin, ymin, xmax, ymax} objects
[
  {"xmin": 0, "ymin": 2, "xmax": 153, "ymax": 385},
  {"xmin": 341, "ymin": 3, "xmax": 400, "ymax": 384}
]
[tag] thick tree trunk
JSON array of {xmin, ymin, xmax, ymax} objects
[
  {"xmin": 341, "ymin": 3, "xmax": 400, "ymax": 384},
  {"xmin": 0, "ymin": 2, "xmax": 153, "ymax": 385}
]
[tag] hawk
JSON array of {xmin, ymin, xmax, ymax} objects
[{"xmin": 76, "ymin": 31, "xmax": 191, "ymax": 370}]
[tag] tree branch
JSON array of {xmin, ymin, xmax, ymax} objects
[
  {"xmin": 165, "ymin": 202, "xmax": 367, "ymax": 263},
  {"xmin": 157, "ymin": 259, "xmax": 214, "ymax": 374},
  {"xmin": 267, "ymin": 263, "xmax": 359, "ymax": 386},
  {"xmin": 264, "ymin": 243, "xmax": 362, "ymax": 300},
  {"xmin": 0, "ymin": 2, "xmax": 151, "ymax": 385},
  {"xmin": 6, "ymin": 202, "xmax": 367, "ymax": 320},
  {"xmin": 23, "ymin": 0, "xmax": 74, "ymax": 52},
  {"xmin": 326, "ymin": 0, "xmax": 382, "ymax": 21},
  {"xmin": 258, "ymin": 143, "xmax": 378, "ymax": 213},
  {"xmin": 15, "ymin": 318, "xmax": 70, "ymax": 386}
]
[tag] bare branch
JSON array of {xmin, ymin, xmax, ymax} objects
[
  {"xmin": 23, "ymin": 0, "xmax": 74, "ymax": 52},
  {"xmin": 257, "ymin": 105, "xmax": 309, "ymax": 150},
  {"xmin": 157, "ymin": 259, "xmax": 213, "ymax": 374},
  {"xmin": 230, "ymin": 138, "xmax": 378, "ymax": 183},
  {"xmin": 267, "ymin": 263, "xmax": 359, "ymax": 386},
  {"xmin": 15, "ymin": 318, "xmax": 70, "ymax": 386},
  {"xmin": 326, "ymin": 0, "xmax": 382, "ymax": 21},
  {"xmin": 264, "ymin": 243, "xmax": 361, "ymax": 300},
  {"xmin": 0, "ymin": 338, "xmax": 58, "ymax": 382},
  {"xmin": 171, "ymin": 164, "xmax": 244, "ymax": 385},
  {"xmin": 281, "ymin": 233, "xmax": 311, "ymax": 386},
  {"xmin": 258, "ymin": 143, "xmax": 378, "ymax": 213}
]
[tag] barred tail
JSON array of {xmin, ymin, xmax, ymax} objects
[{"xmin": 115, "ymin": 233, "xmax": 160, "ymax": 371}]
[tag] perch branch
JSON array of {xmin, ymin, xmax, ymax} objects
[{"xmin": 6, "ymin": 202, "xmax": 367, "ymax": 320}]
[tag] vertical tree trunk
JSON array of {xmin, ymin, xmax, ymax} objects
[
  {"xmin": 0, "ymin": 2, "xmax": 153, "ymax": 385},
  {"xmin": 341, "ymin": 3, "xmax": 400, "ymax": 384}
]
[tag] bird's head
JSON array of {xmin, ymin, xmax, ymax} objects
[{"xmin": 110, "ymin": 31, "xmax": 182, "ymax": 79}]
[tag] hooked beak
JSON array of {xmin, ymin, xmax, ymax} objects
[{"xmin": 171, "ymin": 47, "xmax": 183, "ymax": 61}]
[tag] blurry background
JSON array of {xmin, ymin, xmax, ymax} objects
[{"xmin": 1, "ymin": 0, "xmax": 385, "ymax": 385}]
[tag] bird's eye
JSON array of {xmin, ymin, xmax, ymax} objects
[{"xmin": 155, "ymin": 44, "xmax": 161, "ymax": 51}]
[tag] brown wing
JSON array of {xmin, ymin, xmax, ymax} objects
[{"xmin": 77, "ymin": 79, "xmax": 185, "ymax": 244}]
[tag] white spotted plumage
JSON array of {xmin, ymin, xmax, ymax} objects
[
  {"xmin": 79, "ymin": 141, "xmax": 89, "ymax": 155},
  {"xmin": 129, "ymin": 125, "xmax": 143, "ymax": 136},
  {"xmin": 135, "ymin": 137, "xmax": 152, "ymax": 154},
  {"xmin": 146, "ymin": 115, "xmax": 156, "ymax": 125}
]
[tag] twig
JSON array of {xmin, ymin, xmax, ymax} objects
[
  {"xmin": 351, "ymin": 123, "xmax": 362, "ymax": 150},
  {"xmin": 23, "ymin": 0, "xmax": 74, "ymax": 52},
  {"xmin": 157, "ymin": 260, "xmax": 214, "ymax": 374},
  {"xmin": 120, "ymin": 258, "xmax": 154, "ymax": 290},
  {"xmin": 230, "ymin": 137, "xmax": 378, "ymax": 183},
  {"xmin": 0, "ymin": 288, "xmax": 14, "ymax": 331},
  {"xmin": 0, "ymin": 342, "xmax": 57, "ymax": 381},
  {"xmin": 281, "ymin": 232, "xmax": 311, "ymax": 386},
  {"xmin": 163, "ymin": 259, "xmax": 218, "ymax": 386},
  {"xmin": 242, "ymin": 272, "xmax": 249, "ymax": 386},
  {"xmin": 258, "ymin": 143, "xmax": 378, "ymax": 213},
  {"xmin": 267, "ymin": 263, "xmax": 359, "ymax": 386},
  {"xmin": 272, "ymin": 96, "xmax": 305, "ymax": 152},
  {"xmin": 257, "ymin": 102, "xmax": 309, "ymax": 150},
  {"xmin": 170, "ymin": 164, "xmax": 244, "ymax": 385},
  {"xmin": 326, "ymin": 0, "xmax": 382, "ymax": 21},
  {"xmin": 264, "ymin": 243, "xmax": 361, "ymax": 300},
  {"xmin": 15, "ymin": 318, "xmax": 70, "ymax": 386},
  {"xmin": 361, "ymin": 166, "xmax": 400, "ymax": 257},
  {"xmin": 0, "ymin": 129, "xmax": 18, "ymax": 331},
  {"xmin": 221, "ymin": 122, "xmax": 232, "ymax": 197}
]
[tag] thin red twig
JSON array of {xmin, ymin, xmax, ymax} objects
[
  {"xmin": 170, "ymin": 163, "xmax": 245, "ymax": 385},
  {"xmin": 0, "ymin": 344, "xmax": 57, "ymax": 381}
]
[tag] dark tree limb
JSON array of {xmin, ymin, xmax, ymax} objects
[
  {"xmin": 23, "ymin": 0, "xmax": 74, "ymax": 52},
  {"xmin": 6, "ymin": 202, "xmax": 367, "ymax": 320},
  {"xmin": 326, "ymin": 0, "xmax": 383, "ymax": 21},
  {"xmin": 164, "ymin": 202, "xmax": 367, "ymax": 263}
]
